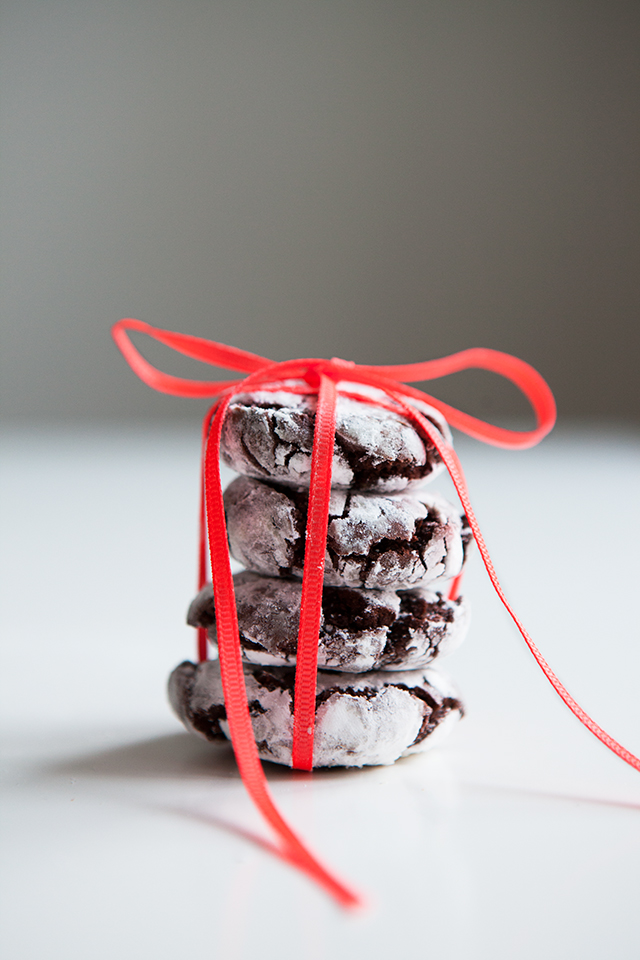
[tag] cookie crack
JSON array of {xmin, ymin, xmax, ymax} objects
[
  {"xmin": 391, "ymin": 685, "xmax": 464, "ymax": 746},
  {"xmin": 239, "ymin": 433, "xmax": 270, "ymax": 477}
]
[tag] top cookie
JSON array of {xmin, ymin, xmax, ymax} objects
[{"xmin": 220, "ymin": 387, "xmax": 452, "ymax": 492}]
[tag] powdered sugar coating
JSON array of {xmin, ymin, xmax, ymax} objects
[
  {"xmin": 187, "ymin": 572, "xmax": 469, "ymax": 672},
  {"xmin": 220, "ymin": 386, "xmax": 452, "ymax": 492},
  {"xmin": 224, "ymin": 476, "xmax": 465, "ymax": 589},
  {"xmin": 168, "ymin": 659, "xmax": 464, "ymax": 768}
]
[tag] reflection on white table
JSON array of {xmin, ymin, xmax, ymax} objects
[{"xmin": 1, "ymin": 424, "xmax": 639, "ymax": 960}]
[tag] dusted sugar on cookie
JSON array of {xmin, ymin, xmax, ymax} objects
[
  {"xmin": 220, "ymin": 387, "xmax": 451, "ymax": 492},
  {"xmin": 169, "ymin": 659, "xmax": 464, "ymax": 768},
  {"xmin": 224, "ymin": 475, "xmax": 465, "ymax": 589},
  {"xmin": 188, "ymin": 572, "xmax": 469, "ymax": 673}
]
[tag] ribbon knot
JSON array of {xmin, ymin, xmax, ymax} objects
[
  {"xmin": 329, "ymin": 356, "xmax": 356, "ymax": 372},
  {"xmin": 297, "ymin": 358, "xmax": 358, "ymax": 388},
  {"xmin": 112, "ymin": 317, "xmax": 640, "ymax": 909},
  {"xmin": 300, "ymin": 359, "xmax": 337, "ymax": 387}
]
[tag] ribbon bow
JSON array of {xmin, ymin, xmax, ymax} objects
[{"xmin": 113, "ymin": 317, "xmax": 640, "ymax": 908}]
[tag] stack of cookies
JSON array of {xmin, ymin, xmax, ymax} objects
[{"xmin": 169, "ymin": 387, "xmax": 471, "ymax": 768}]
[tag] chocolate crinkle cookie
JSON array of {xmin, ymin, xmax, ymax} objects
[
  {"xmin": 169, "ymin": 659, "xmax": 464, "ymax": 768},
  {"xmin": 224, "ymin": 475, "xmax": 465, "ymax": 590},
  {"xmin": 187, "ymin": 571, "xmax": 470, "ymax": 673},
  {"xmin": 219, "ymin": 387, "xmax": 451, "ymax": 492}
]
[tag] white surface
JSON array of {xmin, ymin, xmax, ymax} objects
[{"xmin": 1, "ymin": 424, "xmax": 640, "ymax": 960}]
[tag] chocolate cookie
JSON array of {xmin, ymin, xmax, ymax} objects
[
  {"xmin": 169, "ymin": 659, "xmax": 464, "ymax": 768},
  {"xmin": 219, "ymin": 387, "xmax": 451, "ymax": 492},
  {"xmin": 187, "ymin": 572, "xmax": 469, "ymax": 673},
  {"xmin": 224, "ymin": 475, "xmax": 465, "ymax": 590}
]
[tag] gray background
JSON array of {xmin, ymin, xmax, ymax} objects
[{"xmin": 1, "ymin": 0, "xmax": 639, "ymax": 425}]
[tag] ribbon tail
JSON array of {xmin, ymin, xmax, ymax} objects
[
  {"xmin": 203, "ymin": 396, "xmax": 362, "ymax": 908},
  {"xmin": 292, "ymin": 374, "xmax": 338, "ymax": 771},
  {"xmin": 397, "ymin": 402, "xmax": 640, "ymax": 774}
]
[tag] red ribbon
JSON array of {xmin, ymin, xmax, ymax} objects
[{"xmin": 113, "ymin": 317, "xmax": 640, "ymax": 907}]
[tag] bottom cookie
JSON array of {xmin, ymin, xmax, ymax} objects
[{"xmin": 169, "ymin": 659, "xmax": 464, "ymax": 768}]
